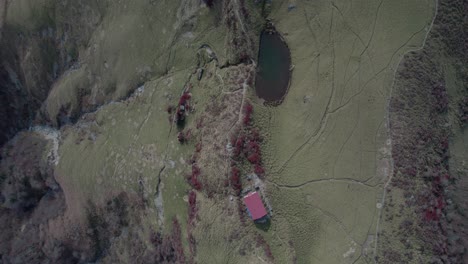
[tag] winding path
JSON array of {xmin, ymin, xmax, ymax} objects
[{"xmin": 372, "ymin": 0, "xmax": 439, "ymax": 261}]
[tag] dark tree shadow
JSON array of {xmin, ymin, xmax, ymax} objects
[
  {"xmin": 176, "ymin": 118, "xmax": 186, "ymax": 131},
  {"xmin": 254, "ymin": 217, "xmax": 271, "ymax": 231}
]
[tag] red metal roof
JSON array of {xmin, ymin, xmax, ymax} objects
[{"xmin": 243, "ymin": 192, "xmax": 267, "ymax": 220}]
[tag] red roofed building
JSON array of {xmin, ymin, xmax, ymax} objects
[{"xmin": 243, "ymin": 192, "xmax": 268, "ymax": 222}]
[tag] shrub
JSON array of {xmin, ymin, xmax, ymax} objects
[
  {"xmin": 243, "ymin": 115, "xmax": 251, "ymax": 126},
  {"xmin": 149, "ymin": 230, "xmax": 162, "ymax": 246},
  {"xmin": 255, "ymin": 235, "xmax": 274, "ymax": 261},
  {"xmin": 243, "ymin": 103, "xmax": 253, "ymax": 126},
  {"xmin": 254, "ymin": 164, "xmax": 265, "ymax": 175},
  {"xmin": 171, "ymin": 218, "xmax": 186, "ymax": 263},
  {"xmin": 188, "ymin": 191, "xmax": 197, "ymax": 224},
  {"xmin": 188, "ymin": 232, "xmax": 196, "ymax": 259},
  {"xmin": 458, "ymin": 97, "xmax": 468, "ymax": 125},
  {"xmin": 246, "ymin": 141, "xmax": 260, "ymax": 153},
  {"xmin": 233, "ymin": 136, "xmax": 245, "ymax": 157},
  {"xmin": 432, "ymin": 84, "xmax": 448, "ymax": 113},
  {"xmin": 166, "ymin": 105, "xmax": 174, "ymax": 114},
  {"xmin": 195, "ymin": 142, "xmax": 202, "ymax": 153},
  {"xmin": 247, "ymin": 153, "xmax": 260, "ymax": 164},
  {"xmin": 178, "ymin": 130, "xmax": 192, "ymax": 143},
  {"xmin": 179, "ymin": 92, "xmax": 191, "ymax": 106},
  {"xmin": 177, "ymin": 132, "xmax": 186, "ymax": 143},
  {"xmin": 251, "ymin": 129, "xmax": 262, "ymax": 142},
  {"xmin": 230, "ymin": 166, "xmax": 242, "ymax": 196},
  {"xmin": 190, "ymin": 165, "xmax": 202, "ymax": 190}
]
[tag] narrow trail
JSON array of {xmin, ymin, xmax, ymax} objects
[
  {"xmin": 372, "ymin": 0, "xmax": 438, "ymax": 260},
  {"xmin": 268, "ymin": 177, "xmax": 379, "ymax": 189}
]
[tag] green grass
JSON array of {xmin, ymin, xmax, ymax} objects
[
  {"xmin": 5, "ymin": 0, "xmax": 55, "ymax": 32},
  {"xmin": 253, "ymin": 0, "xmax": 435, "ymax": 262},
  {"xmin": 16, "ymin": 0, "xmax": 436, "ymax": 262}
]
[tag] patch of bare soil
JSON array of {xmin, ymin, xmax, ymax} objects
[{"xmin": 382, "ymin": 0, "xmax": 468, "ymax": 263}]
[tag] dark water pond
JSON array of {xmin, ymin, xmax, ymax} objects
[{"xmin": 255, "ymin": 31, "xmax": 291, "ymax": 103}]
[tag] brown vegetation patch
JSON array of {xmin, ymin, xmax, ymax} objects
[
  {"xmin": 223, "ymin": 0, "xmax": 259, "ymax": 64},
  {"xmin": 191, "ymin": 89, "xmax": 243, "ymax": 197},
  {"xmin": 383, "ymin": 1, "xmax": 468, "ymax": 262},
  {"xmin": 0, "ymin": 134, "xmax": 153, "ymax": 262}
]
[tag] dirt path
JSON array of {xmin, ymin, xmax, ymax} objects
[{"xmin": 372, "ymin": 0, "xmax": 439, "ymax": 260}]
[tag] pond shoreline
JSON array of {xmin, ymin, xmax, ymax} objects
[{"xmin": 255, "ymin": 22, "xmax": 292, "ymax": 106}]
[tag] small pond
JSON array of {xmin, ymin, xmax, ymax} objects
[{"xmin": 255, "ymin": 31, "xmax": 291, "ymax": 103}]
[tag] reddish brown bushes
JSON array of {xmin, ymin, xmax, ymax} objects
[
  {"xmin": 246, "ymin": 140, "xmax": 260, "ymax": 153},
  {"xmin": 432, "ymin": 83, "xmax": 449, "ymax": 113},
  {"xmin": 243, "ymin": 103, "xmax": 253, "ymax": 126},
  {"xmin": 458, "ymin": 97, "xmax": 468, "ymax": 125},
  {"xmin": 148, "ymin": 218, "xmax": 186, "ymax": 263},
  {"xmin": 237, "ymin": 199, "xmax": 246, "ymax": 224},
  {"xmin": 186, "ymin": 191, "xmax": 198, "ymax": 261},
  {"xmin": 230, "ymin": 166, "xmax": 242, "ymax": 196},
  {"xmin": 254, "ymin": 164, "xmax": 265, "ymax": 175},
  {"xmin": 171, "ymin": 218, "xmax": 185, "ymax": 263},
  {"xmin": 247, "ymin": 153, "xmax": 260, "ymax": 164},
  {"xmin": 187, "ymin": 233, "xmax": 196, "ymax": 262},
  {"xmin": 255, "ymin": 234, "xmax": 274, "ymax": 261},
  {"xmin": 177, "ymin": 129, "xmax": 192, "ymax": 144},
  {"xmin": 189, "ymin": 165, "xmax": 202, "ymax": 191},
  {"xmin": 195, "ymin": 142, "xmax": 202, "ymax": 153},
  {"xmin": 244, "ymin": 135, "xmax": 265, "ymax": 177},
  {"xmin": 176, "ymin": 92, "xmax": 192, "ymax": 124},
  {"xmin": 388, "ymin": 52, "xmax": 455, "ymax": 261},
  {"xmin": 179, "ymin": 92, "xmax": 191, "ymax": 106},
  {"xmin": 232, "ymin": 135, "xmax": 245, "ymax": 158},
  {"xmin": 230, "ymin": 102, "xmax": 267, "ymax": 184},
  {"xmin": 188, "ymin": 191, "xmax": 198, "ymax": 224}
]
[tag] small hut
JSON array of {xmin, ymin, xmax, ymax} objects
[{"xmin": 243, "ymin": 192, "xmax": 268, "ymax": 223}]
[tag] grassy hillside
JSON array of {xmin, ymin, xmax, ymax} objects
[
  {"xmin": 4, "ymin": 0, "xmax": 462, "ymax": 263},
  {"xmin": 255, "ymin": 0, "xmax": 435, "ymax": 262}
]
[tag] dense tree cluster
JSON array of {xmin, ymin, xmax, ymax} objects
[{"xmin": 385, "ymin": 1, "xmax": 468, "ymax": 261}]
